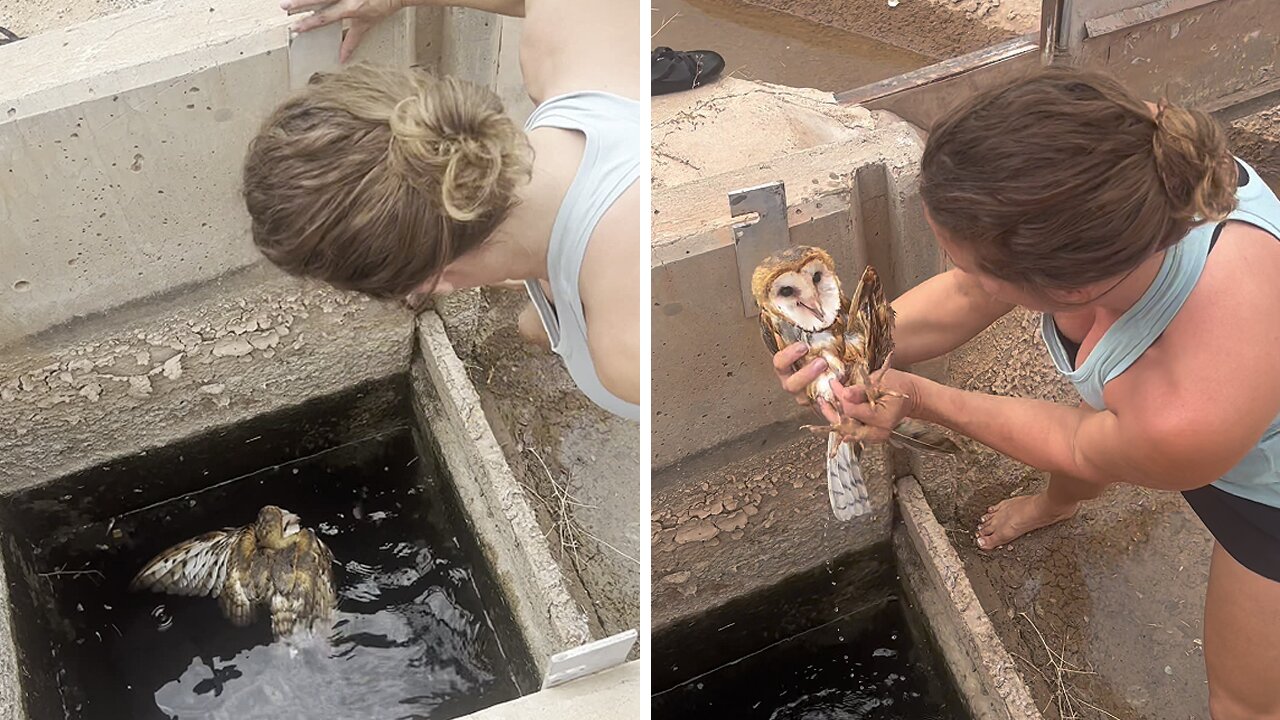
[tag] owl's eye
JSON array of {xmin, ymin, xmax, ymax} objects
[
  {"xmin": 779, "ymin": 286, "xmax": 795, "ymax": 297},
  {"xmin": 813, "ymin": 271, "xmax": 823, "ymax": 284}
]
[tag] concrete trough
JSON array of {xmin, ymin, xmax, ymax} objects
[
  {"xmin": 0, "ymin": 265, "xmax": 632, "ymax": 718},
  {"xmin": 651, "ymin": 438, "xmax": 1040, "ymax": 718}
]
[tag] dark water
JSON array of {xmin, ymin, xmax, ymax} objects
[
  {"xmin": 652, "ymin": 599, "xmax": 959, "ymax": 720},
  {"xmin": 32, "ymin": 428, "xmax": 529, "ymax": 720}
]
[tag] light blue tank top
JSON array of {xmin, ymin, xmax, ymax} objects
[
  {"xmin": 1042, "ymin": 158, "xmax": 1280, "ymax": 508},
  {"xmin": 523, "ymin": 91, "xmax": 641, "ymax": 421}
]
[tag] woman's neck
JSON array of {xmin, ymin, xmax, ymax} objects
[{"xmin": 1087, "ymin": 250, "xmax": 1168, "ymax": 317}]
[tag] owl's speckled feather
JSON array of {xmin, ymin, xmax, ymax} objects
[
  {"xmin": 754, "ymin": 246, "xmax": 958, "ymax": 519},
  {"xmin": 131, "ymin": 505, "xmax": 336, "ymax": 639}
]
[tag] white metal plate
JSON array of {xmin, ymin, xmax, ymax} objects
[{"xmin": 541, "ymin": 630, "xmax": 638, "ymax": 690}]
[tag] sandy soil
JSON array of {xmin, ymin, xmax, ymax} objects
[
  {"xmin": 0, "ymin": 0, "xmax": 155, "ymax": 37},
  {"xmin": 432, "ymin": 288, "xmax": 641, "ymax": 639},
  {"xmin": 1229, "ymin": 103, "xmax": 1280, "ymax": 194},
  {"xmin": 740, "ymin": 0, "xmax": 1040, "ymax": 60},
  {"xmin": 652, "ymin": 0, "xmax": 929, "ymax": 93}
]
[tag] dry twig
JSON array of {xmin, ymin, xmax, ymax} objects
[{"xmin": 1018, "ymin": 612, "xmax": 1120, "ymax": 720}]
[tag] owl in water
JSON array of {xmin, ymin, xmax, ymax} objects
[
  {"xmin": 753, "ymin": 246, "xmax": 958, "ymax": 519},
  {"xmin": 131, "ymin": 505, "xmax": 336, "ymax": 639}
]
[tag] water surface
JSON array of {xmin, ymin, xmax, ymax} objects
[
  {"xmin": 36, "ymin": 429, "xmax": 529, "ymax": 720},
  {"xmin": 652, "ymin": 598, "xmax": 960, "ymax": 719}
]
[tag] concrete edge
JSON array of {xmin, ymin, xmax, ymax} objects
[
  {"xmin": 0, "ymin": 555, "xmax": 23, "ymax": 720},
  {"xmin": 413, "ymin": 311, "xmax": 593, "ymax": 673},
  {"xmin": 459, "ymin": 661, "xmax": 640, "ymax": 719},
  {"xmin": 895, "ymin": 475, "xmax": 1043, "ymax": 720}
]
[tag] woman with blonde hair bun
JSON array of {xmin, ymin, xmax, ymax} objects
[{"xmin": 243, "ymin": 0, "xmax": 640, "ymax": 420}]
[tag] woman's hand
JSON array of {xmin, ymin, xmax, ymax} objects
[
  {"xmin": 772, "ymin": 343, "xmax": 841, "ymax": 423},
  {"xmin": 283, "ymin": 0, "xmax": 402, "ymax": 62},
  {"xmin": 828, "ymin": 368, "xmax": 922, "ymax": 442}
]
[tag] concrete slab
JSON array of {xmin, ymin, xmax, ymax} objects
[
  {"xmin": 896, "ymin": 475, "xmax": 1042, "ymax": 720},
  {"xmin": 430, "ymin": 288, "xmax": 641, "ymax": 641},
  {"xmin": 0, "ymin": 263, "xmax": 412, "ymax": 493},
  {"xmin": 414, "ymin": 310, "xmax": 595, "ymax": 671},
  {"xmin": 651, "ymin": 78, "xmax": 940, "ymax": 467},
  {"xmin": 459, "ymin": 662, "xmax": 640, "ymax": 720},
  {"xmin": 651, "ymin": 431, "xmax": 893, "ymax": 630}
]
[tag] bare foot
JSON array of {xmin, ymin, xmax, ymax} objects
[{"xmin": 975, "ymin": 493, "xmax": 1079, "ymax": 550}]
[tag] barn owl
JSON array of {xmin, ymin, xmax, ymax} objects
[
  {"xmin": 753, "ymin": 246, "xmax": 958, "ymax": 519},
  {"xmin": 131, "ymin": 505, "xmax": 336, "ymax": 639}
]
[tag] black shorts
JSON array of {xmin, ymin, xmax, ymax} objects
[{"xmin": 1182, "ymin": 484, "xmax": 1280, "ymax": 582}]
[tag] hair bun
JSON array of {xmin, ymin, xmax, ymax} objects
[
  {"xmin": 1151, "ymin": 102, "xmax": 1237, "ymax": 223},
  {"xmin": 388, "ymin": 76, "xmax": 531, "ymax": 222}
]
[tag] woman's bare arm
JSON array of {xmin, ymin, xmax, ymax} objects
[
  {"xmin": 844, "ymin": 225, "xmax": 1280, "ymax": 492},
  {"xmin": 890, "ymin": 268, "xmax": 1015, "ymax": 366}
]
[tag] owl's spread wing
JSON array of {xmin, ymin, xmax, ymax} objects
[
  {"xmin": 130, "ymin": 528, "xmax": 241, "ymax": 597},
  {"xmin": 844, "ymin": 266, "xmax": 894, "ymax": 371},
  {"xmin": 221, "ymin": 532, "xmax": 266, "ymax": 627}
]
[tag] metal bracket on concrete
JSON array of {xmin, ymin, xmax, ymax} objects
[
  {"xmin": 287, "ymin": 3, "xmax": 343, "ymax": 89},
  {"xmin": 541, "ymin": 630, "xmax": 639, "ymax": 690},
  {"xmin": 729, "ymin": 181, "xmax": 790, "ymax": 318}
]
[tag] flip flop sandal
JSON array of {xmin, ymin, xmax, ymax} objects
[{"xmin": 651, "ymin": 46, "xmax": 726, "ymax": 96}]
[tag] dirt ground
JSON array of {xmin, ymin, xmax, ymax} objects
[
  {"xmin": 652, "ymin": 0, "xmax": 930, "ymax": 93},
  {"xmin": 432, "ymin": 289, "xmax": 641, "ymax": 640},
  {"xmin": 0, "ymin": 0, "xmax": 154, "ymax": 37},
  {"xmin": 738, "ymin": 0, "xmax": 1040, "ymax": 60}
]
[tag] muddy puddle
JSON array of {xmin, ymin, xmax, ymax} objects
[
  {"xmin": 5, "ymin": 426, "xmax": 532, "ymax": 719},
  {"xmin": 653, "ymin": 597, "xmax": 962, "ymax": 719},
  {"xmin": 651, "ymin": 0, "xmax": 929, "ymax": 92}
]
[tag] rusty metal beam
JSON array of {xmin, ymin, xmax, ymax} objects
[{"xmin": 1068, "ymin": 0, "xmax": 1279, "ymax": 111}]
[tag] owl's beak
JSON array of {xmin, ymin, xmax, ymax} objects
[
  {"xmin": 282, "ymin": 511, "xmax": 302, "ymax": 536},
  {"xmin": 797, "ymin": 296, "xmax": 824, "ymax": 320}
]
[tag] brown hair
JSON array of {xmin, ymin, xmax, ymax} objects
[
  {"xmin": 920, "ymin": 66, "xmax": 1237, "ymax": 291},
  {"xmin": 242, "ymin": 64, "xmax": 532, "ymax": 299}
]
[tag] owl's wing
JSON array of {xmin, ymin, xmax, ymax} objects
[
  {"xmin": 269, "ymin": 531, "xmax": 337, "ymax": 637},
  {"xmin": 760, "ymin": 310, "xmax": 808, "ymax": 365},
  {"xmin": 844, "ymin": 265, "xmax": 895, "ymax": 370},
  {"xmin": 306, "ymin": 533, "xmax": 337, "ymax": 627},
  {"xmin": 130, "ymin": 528, "xmax": 241, "ymax": 597}
]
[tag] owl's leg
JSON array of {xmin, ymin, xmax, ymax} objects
[
  {"xmin": 802, "ymin": 417, "xmax": 882, "ymax": 456},
  {"xmin": 860, "ymin": 352, "xmax": 909, "ymax": 409}
]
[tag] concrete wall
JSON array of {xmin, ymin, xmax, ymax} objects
[
  {"xmin": 651, "ymin": 79, "xmax": 943, "ymax": 468},
  {"xmin": 0, "ymin": 0, "xmax": 527, "ymax": 348},
  {"xmin": 420, "ymin": 8, "xmax": 534, "ymax": 124}
]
